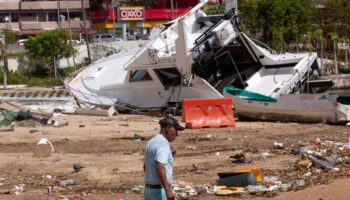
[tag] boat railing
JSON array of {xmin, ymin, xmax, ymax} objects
[
  {"xmin": 156, "ymin": 41, "xmax": 177, "ymax": 56},
  {"xmin": 275, "ymin": 54, "xmax": 316, "ymax": 97},
  {"xmin": 250, "ymin": 38, "xmax": 277, "ymax": 55},
  {"xmin": 192, "ymin": 8, "xmax": 237, "ymax": 51}
]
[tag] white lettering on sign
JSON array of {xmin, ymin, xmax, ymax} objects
[{"xmin": 120, "ymin": 7, "xmax": 144, "ymax": 20}]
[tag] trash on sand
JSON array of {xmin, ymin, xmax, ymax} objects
[
  {"xmin": 131, "ymin": 184, "xmax": 144, "ymax": 194},
  {"xmin": 10, "ymin": 184, "xmax": 25, "ymax": 195},
  {"xmin": 239, "ymin": 168, "xmax": 262, "ymax": 183},
  {"xmin": 0, "ymin": 125, "xmax": 14, "ymax": 132},
  {"xmin": 217, "ymin": 172, "xmax": 256, "ymax": 187},
  {"xmin": 75, "ymin": 107, "xmax": 111, "ymax": 117},
  {"xmin": 230, "ymin": 153, "xmax": 246, "ymax": 163},
  {"xmin": 173, "ymin": 182, "xmax": 209, "ymax": 198},
  {"xmin": 296, "ymin": 179, "xmax": 305, "ymax": 187},
  {"xmin": 280, "ymin": 182, "xmax": 292, "ymax": 191},
  {"xmin": 291, "ymin": 148, "xmax": 302, "ymax": 155},
  {"xmin": 133, "ymin": 133, "xmax": 142, "ymax": 142},
  {"xmin": 214, "ymin": 186, "xmax": 245, "ymax": 196},
  {"xmin": 29, "ymin": 128, "xmax": 40, "ymax": 133},
  {"xmin": 59, "ymin": 179, "xmax": 75, "ymax": 187},
  {"xmin": 297, "ymin": 160, "xmax": 312, "ymax": 171},
  {"xmin": 47, "ymin": 118, "xmax": 69, "ymax": 127},
  {"xmin": 259, "ymin": 152, "xmax": 269, "ymax": 161},
  {"xmin": 60, "ymin": 196, "xmax": 69, "ymax": 200},
  {"xmin": 108, "ymin": 105, "xmax": 118, "ymax": 117},
  {"xmin": 344, "ymin": 157, "xmax": 350, "ymax": 164},
  {"xmin": 14, "ymin": 110, "xmax": 48, "ymax": 124},
  {"xmin": 263, "ymin": 176, "xmax": 280, "ymax": 185},
  {"xmin": 273, "ymin": 141, "xmax": 284, "ymax": 149},
  {"xmin": 37, "ymin": 138, "xmax": 54, "ymax": 152},
  {"xmin": 47, "ymin": 119, "xmax": 58, "ymax": 126},
  {"xmin": 307, "ymin": 155, "xmax": 335, "ymax": 170},
  {"xmin": 185, "ymin": 146, "xmax": 197, "ymax": 150},
  {"xmin": 247, "ymin": 185, "xmax": 268, "ymax": 195},
  {"xmin": 33, "ymin": 138, "xmax": 54, "ymax": 157}
]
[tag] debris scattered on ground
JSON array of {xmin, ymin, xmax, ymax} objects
[
  {"xmin": 75, "ymin": 107, "xmax": 113, "ymax": 117},
  {"xmin": 173, "ymin": 181, "xmax": 209, "ymax": 199},
  {"xmin": 273, "ymin": 141, "xmax": 285, "ymax": 149},
  {"xmin": 59, "ymin": 179, "xmax": 75, "ymax": 187},
  {"xmin": 32, "ymin": 138, "xmax": 54, "ymax": 157},
  {"xmin": 217, "ymin": 172, "xmax": 256, "ymax": 187},
  {"xmin": 131, "ymin": 184, "xmax": 144, "ymax": 194},
  {"xmin": 10, "ymin": 184, "xmax": 25, "ymax": 195},
  {"xmin": 230, "ymin": 153, "xmax": 246, "ymax": 163}
]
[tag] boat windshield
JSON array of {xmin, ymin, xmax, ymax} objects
[
  {"xmin": 130, "ymin": 69, "xmax": 152, "ymax": 81},
  {"xmin": 154, "ymin": 67, "xmax": 182, "ymax": 89}
]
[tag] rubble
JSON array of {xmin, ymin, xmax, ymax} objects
[
  {"xmin": 10, "ymin": 184, "xmax": 25, "ymax": 195},
  {"xmin": 0, "ymin": 112, "xmax": 349, "ymax": 199},
  {"xmin": 59, "ymin": 179, "xmax": 75, "ymax": 187}
]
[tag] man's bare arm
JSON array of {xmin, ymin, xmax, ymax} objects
[{"xmin": 156, "ymin": 162, "xmax": 174, "ymax": 200}]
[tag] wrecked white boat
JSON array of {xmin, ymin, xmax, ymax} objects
[
  {"xmin": 65, "ymin": 1, "xmax": 318, "ymax": 110},
  {"xmin": 224, "ymin": 87, "xmax": 350, "ymax": 124}
]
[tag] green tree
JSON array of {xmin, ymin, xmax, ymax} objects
[
  {"xmin": 238, "ymin": 0, "xmax": 261, "ymax": 35},
  {"xmin": 24, "ymin": 29, "xmax": 75, "ymax": 78},
  {"xmin": 323, "ymin": 0, "xmax": 350, "ymax": 39},
  {"xmin": 313, "ymin": 29, "xmax": 324, "ymax": 72},
  {"xmin": 329, "ymin": 33, "xmax": 339, "ymax": 74},
  {"xmin": 256, "ymin": 0, "xmax": 312, "ymax": 52}
]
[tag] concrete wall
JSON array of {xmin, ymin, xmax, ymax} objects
[{"xmin": 3, "ymin": 40, "xmax": 149, "ymax": 72}]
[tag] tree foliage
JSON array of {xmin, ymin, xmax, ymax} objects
[
  {"xmin": 254, "ymin": 0, "xmax": 312, "ymax": 52},
  {"xmin": 24, "ymin": 29, "xmax": 75, "ymax": 76}
]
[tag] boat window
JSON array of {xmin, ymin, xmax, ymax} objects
[
  {"xmin": 154, "ymin": 67, "xmax": 182, "ymax": 89},
  {"xmin": 130, "ymin": 70, "xmax": 152, "ymax": 82}
]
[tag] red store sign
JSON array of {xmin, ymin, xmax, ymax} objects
[{"xmin": 119, "ymin": 7, "xmax": 144, "ymax": 21}]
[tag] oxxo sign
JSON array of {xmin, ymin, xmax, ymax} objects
[{"xmin": 119, "ymin": 7, "xmax": 144, "ymax": 21}]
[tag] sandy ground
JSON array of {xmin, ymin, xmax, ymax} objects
[{"xmin": 0, "ymin": 114, "xmax": 349, "ymax": 199}]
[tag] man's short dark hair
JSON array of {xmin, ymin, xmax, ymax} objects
[{"xmin": 159, "ymin": 116, "xmax": 185, "ymax": 131}]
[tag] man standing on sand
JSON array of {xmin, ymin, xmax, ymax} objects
[{"xmin": 144, "ymin": 116, "xmax": 185, "ymax": 200}]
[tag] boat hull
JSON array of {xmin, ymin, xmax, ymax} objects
[{"xmin": 224, "ymin": 92, "xmax": 350, "ymax": 124}]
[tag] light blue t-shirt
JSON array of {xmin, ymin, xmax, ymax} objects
[{"xmin": 144, "ymin": 133, "xmax": 173, "ymax": 185}]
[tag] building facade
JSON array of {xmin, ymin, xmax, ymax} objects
[
  {"xmin": 89, "ymin": 0, "xmax": 199, "ymax": 37},
  {"xmin": 0, "ymin": 0, "xmax": 91, "ymax": 35}
]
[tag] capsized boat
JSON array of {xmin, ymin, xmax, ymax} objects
[
  {"xmin": 224, "ymin": 87, "xmax": 350, "ymax": 124},
  {"xmin": 65, "ymin": 1, "xmax": 319, "ymax": 111}
]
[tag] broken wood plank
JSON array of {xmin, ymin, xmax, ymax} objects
[
  {"xmin": 75, "ymin": 108, "xmax": 110, "ymax": 117},
  {"xmin": 175, "ymin": 147, "xmax": 235, "ymax": 158},
  {"xmin": 0, "ymin": 126, "xmax": 14, "ymax": 132}
]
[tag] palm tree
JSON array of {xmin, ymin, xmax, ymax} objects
[
  {"xmin": 313, "ymin": 29, "xmax": 324, "ymax": 73},
  {"xmin": 329, "ymin": 33, "xmax": 339, "ymax": 74}
]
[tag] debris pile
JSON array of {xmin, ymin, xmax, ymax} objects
[{"xmin": 212, "ymin": 138, "xmax": 350, "ymax": 197}]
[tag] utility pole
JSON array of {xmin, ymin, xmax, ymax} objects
[
  {"xmin": 1, "ymin": 35, "xmax": 7, "ymax": 88},
  {"xmin": 112, "ymin": 0, "xmax": 116, "ymax": 35},
  {"xmin": 81, "ymin": 0, "xmax": 91, "ymax": 63},
  {"xmin": 170, "ymin": 0, "xmax": 174, "ymax": 20},
  {"xmin": 57, "ymin": 0, "xmax": 61, "ymax": 29},
  {"xmin": 66, "ymin": 0, "xmax": 76, "ymax": 69}
]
